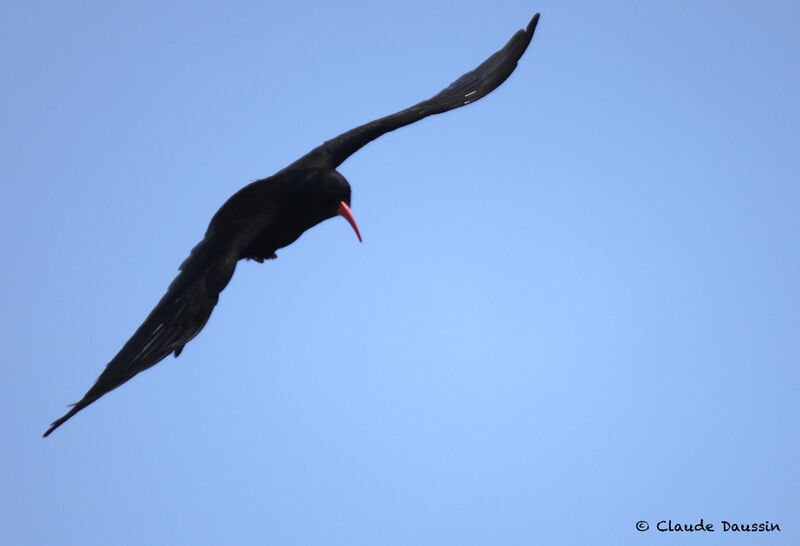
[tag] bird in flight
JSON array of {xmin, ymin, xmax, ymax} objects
[{"xmin": 44, "ymin": 13, "xmax": 540, "ymax": 437}]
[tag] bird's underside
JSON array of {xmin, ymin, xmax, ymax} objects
[{"xmin": 43, "ymin": 13, "xmax": 540, "ymax": 437}]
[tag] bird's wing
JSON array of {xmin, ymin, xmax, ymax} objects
[
  {"xmin": 43, "ymin": 218, "xmax": 267, "ymax": 437},
  {"xmin": 287, "ymin": 13, "xmax": 539, "ymax": 171}
]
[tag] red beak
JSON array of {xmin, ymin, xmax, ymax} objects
[{"xmin": 337, "ymin": 201, "xmax": 362, "ymax": 242}]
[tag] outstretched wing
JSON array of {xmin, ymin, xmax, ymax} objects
[
  {"xmin": 43, "ymin": 221, "xmax": 263, "ymax": 437},
  {"xmin": 287, "ymin": 13, "xmax": 539, "ymax": 171}
]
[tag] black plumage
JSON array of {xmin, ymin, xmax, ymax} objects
[{"xmin": 44, "ymin": 13, "xmax": 539, "ymax": 437}]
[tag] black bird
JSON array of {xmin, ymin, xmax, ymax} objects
[{"xmin": 44, "ymin": 13, "xmax": 540, "ymax": 437}]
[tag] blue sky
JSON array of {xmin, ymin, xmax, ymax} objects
[{"xmin": 2, "ymin": 1, "xmax": 798, "ymax": 544}]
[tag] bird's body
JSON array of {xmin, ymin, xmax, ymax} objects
[
  {"xmin": 44, "ymin": 13, "xmax": 540, "ymax": 437},
  {"xmin": 215, "ymin": 168, "xmax": 356, "ymax": 263}
]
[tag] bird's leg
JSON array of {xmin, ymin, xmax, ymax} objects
[{"xmin": 253, "ymin": 253, "xmax": 278, "ymax": 263}]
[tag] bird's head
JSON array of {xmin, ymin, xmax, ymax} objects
[{"xmin": 298, "ymin": 169, "xmax": 362, "ymax": 242}]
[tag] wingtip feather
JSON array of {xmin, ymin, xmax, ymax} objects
[
  {"xmin": 42, "ymin": 401, "xmax": 85, "ymax": 437},
  {"xmin": 522, "ymin": 14, "xmax": 540, "ymax": 50},
  {"xmin": 42, "ymin": 415, "xmax": 68, "ymax": 438},
  {"xmin": 529, "ymin": 13, "xmax": 540, "ymax": 34}
]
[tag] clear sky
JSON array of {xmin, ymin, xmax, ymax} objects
[{"xmin": 2, "ymin": 1, "xmax": 798, "ymax": 544}]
